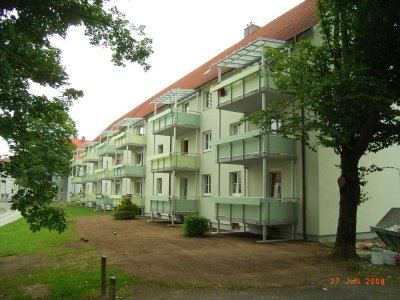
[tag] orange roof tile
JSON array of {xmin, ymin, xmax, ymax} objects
[
  {"xmin": 71, "ymin": 138, "xmax": 87, "ymax": 150},
  {"xmin": 97, "ymin": 0, "xmax": 318, "ymax": 139}
]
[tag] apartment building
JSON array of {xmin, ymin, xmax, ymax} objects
[{"xmin": 70, "ymin": 0, "xmax": 400, "ymax": 242}]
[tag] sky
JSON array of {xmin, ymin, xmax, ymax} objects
[{"xmin": 0, "ymin": 0, "xmax": 304, "ymax": 155}]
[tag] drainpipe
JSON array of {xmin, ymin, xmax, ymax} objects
[{"xmin": 301, "ymin": 107, "xmax": 307, "ymax": 241}]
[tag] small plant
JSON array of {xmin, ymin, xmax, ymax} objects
[
  {"xmin": 114, "ymin": 197, "xmax": 138, "ymax": 220},
  {"xmin": 183, "ymin": 215, "xmax": 209, "ymax": 237}
]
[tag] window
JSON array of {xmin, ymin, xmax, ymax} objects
[
  {"xmin": 138, "ymin": 125, "xmax": 145, "ymax": 135},
  {"xmin": 230, "ymin": 122, "xmax": 241, "ymax": 136},
  {"xmin": 136, "ymin": 152, "xmax": 144, "ymax": 165},
  {"xmin": 156, "ymin": 178, "xmax": 162, "ymax": 195},
  {"xmin": 157, "ymin": 144, "xmax": 164, "ymax": 154},
  {"xmin": 203, "ymin": 131, "xmax": 212, "ymax": 151},
  {"xmin": 230, "ymin": 172, "xmax": 242, "ymax": 196},
  {"xmin": 270, "ymin": 172, "xmax": 282, "ymax": 198},
  {"xmin": 271, "ymin": 119, "xmax": 281, "ymax": 132},
  {"xmin": 183, "ymin": 103, "xmax": 190, "ymax": 113},
  {"xmin": 204, "ymin": 91, "xmax": 212, "ymax": 109},
  {"xmin": 135, "ymin": 181, "xmax": 142, "ymax": 196},
  {"xmin": 181, "ymin": 178, "xmax": 188, "ymax": 199},
  {"xmin": 203, "ymin": 174, "xmax": 211, "ymax": 195},
  {"xmin": 182, "ymin": 139, "xmax": 189, "ymax": 154}
]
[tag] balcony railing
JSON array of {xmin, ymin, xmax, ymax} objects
[
  {"xmin": 71, "ymin": 176, "xmax": 82, "ymax": 184},
  {"xmin": 114, "ymin": 132, "xmax": 146, "ymax": 150},
  {"xmin": 215, "ymin": 129, "xmax": 296, "ymax": 164},
  {"xmin": 113, "ymin": 165, "xmax": 145, "ymax": 178},
  {"xmin": 97, "ymin": 143, "xmax": 120, "ymax": 156},
  {"xmin": 150, "ymin": 196, "xmax": 199, "ymax": 215},
  {"xmin": 82, "ymin": 174, "xmax": 98, "ymax": 182},
  {"xmin": 151, "ymin": 152, "xmax": 200, "ymax": 172},
  {"xmin": 96, "ymin": 169, "xmax": 114, "ymax": 180},
  {"xmin": 152, "ymin": 109, "xmax": 200, "ymax": 136},
  {"xmin": 82, "ymin": 153, "xmax": 99, "ymax": 162},
  {"xmin": 211, "ymin": 197, "xmax": 298, "ymax": 226},
  {"xmin": 70, "ymin": 158, "xmax": 83, "ymax": 166},
  {"xmin": 210, "ymin": 64, "xmax": 289, "ymax": 113}
]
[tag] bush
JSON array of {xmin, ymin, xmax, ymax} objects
[
  {"xmin": 114, "ymin": 198, "xmax": 138, "ymax": 220},
  {"xmin": 183, "ymin": 215, "xmax": 209, "ymax": 237}
]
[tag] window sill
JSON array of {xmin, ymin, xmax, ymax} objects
[
  {"xmin": 203, "ymin": 149, "xmax": 211, "ymax": 153},
  {"xmin": 203, "ymin": 194, "xmax": 211, "ymax": 197}
]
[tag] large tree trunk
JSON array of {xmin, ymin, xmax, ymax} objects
[{"xmin": 334, "ymin": 151, "xmax": 360, "ymax": 259}]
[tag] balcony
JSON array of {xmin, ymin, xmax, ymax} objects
[
  {"xmin": 211, "ymin": 197, "xmax": 298, "ymax": 226},
  {"xmin": 215, "ymin": 129, "xmax": 296, "ymax": 164},
  {"xmin": 82, "ymin": 174, "xmax": 98, "ymax": 182},
  {"xmin": 96, "ymin": 169, "xmax": 114, "ymax": 180},
  {"xmin": 114, "ymin": 132, "xmax": 146, "ymax": 150},
  {"xmin": 113, "ymin": 165, "xmax": 145, "ymax": 178},
  {"xmin": 82, "ymin": 153, "xmax": 99, "ymax": 162},
  {"xmin": 96, "ymin": 143, "xmax": 121, "ymax": 156},
  {"xmin": 71, "ymin": 176, "xmax": 82, "ymax": 184},
  {"xmin": 152, "ymin": 109, "xmax": 200, "ymax": 136},
  {"xmin": 151, "ymin": 152, "xmax": 200, "ymax": 173},
  {"xmin": 150, "ymin": 196, "xmax": 199, "ymax": 215},
  {"xmin": 70, "ymin": 158, "xmax": 83, "ymax": 167},
  {"xmin": 210, "ymin": 64, "xmax": 290, "ymax": 113}
]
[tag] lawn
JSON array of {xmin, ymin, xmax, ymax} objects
[{"xmin": 0, "ymin": 205, "xmax": 136, "ymax": 299}]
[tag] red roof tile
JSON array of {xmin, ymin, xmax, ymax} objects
[
  {"xmin": 72, "ymin": 138, "xmax": 87, "ymax": 150},
  {"xmin": 97, "ymin": 0, "xmax": 318, "ymax": 139}
]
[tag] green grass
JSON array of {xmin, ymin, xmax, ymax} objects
[{"xmin": 0, "ymin": 204, "xmax": 136, "ymax": 299}]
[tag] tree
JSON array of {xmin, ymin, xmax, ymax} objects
[
  {"xmin": 0, "ymin": 0, "xmax": 153, "ymax": 232},
  {"xmin": 245, "ymin": 0, "xmax": 400, "ymax": 258}
]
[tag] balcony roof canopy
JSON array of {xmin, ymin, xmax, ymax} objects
[
  {"xmin": 99, "ymin": 130, "xmax": 119, "ymax": 138},
  {"xmin": 213, "ymin": 37, "xmax": 287, "ymax": 69},
  {"xmin": 152, "ymin": 89, "xmax": 196, "ymax": 105},
  {"xmin": 113, "ymin": 117, "xmax": 144, "ymax": 129},
  {"xmin": 83, "ymin": 141, "xmax": 99, "ymax": 148}
]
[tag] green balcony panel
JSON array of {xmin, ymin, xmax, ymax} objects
[
  {"xmin": 211, "ymin": 197, "xmax": 298, "ymax": 226},
  {"xmin": 97, "ymin": 143, "xmax": 120, "ymax": 156},
  {"xmin": 151, "ymin": 153, "xmax": 199, "ymax": 172},
  {"xmin": 82, "ymin": 174, "xmax": 98, "ymax": 182},
  {"xmin": 215, "ymin": 129, "xmax": 296, "ymax": 164},
  {"xmin": 71, "ymin": 158, "xmax": 83, "ymax": 166},
  {"xmin": 152, "ymin": 110, "xmax": 200, "ymax": 136},
  {"xmin": 150, "ymin": 196, "xmax": 199, "ymax": 215},
  {"xmin": 82, "ymin": 153, "xmax": 99, "ymax": 162},
  {"xmin": 96, "ymin": 169, "xmax": 114, "ymax": 180},
  {"xmin": 71, "ymin": 176, "xmax": 82, "ymax": 184},
  {"xmin": 114, "ymin": 165, "xmax": 145, "ymax": 178},
  {"xmin": 114, "ymin": 133, "xmax": 147, "ymax": 150}
]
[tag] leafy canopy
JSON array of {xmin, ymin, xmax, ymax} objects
[{"xmin": 0, "ymin": 0, "xmax": 152, "ymax": 232}]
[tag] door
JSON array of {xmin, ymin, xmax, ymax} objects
[
  {"xmin": 182, "ymin": 139, "xmax": 189, "ymax": 155},
  {"xmin": 181, "ymin": 177, "xmax": 188, "ymax": 199},
  {"xmin": 270, "ymin": 171, "xmax": 282, "ymax": 199}
]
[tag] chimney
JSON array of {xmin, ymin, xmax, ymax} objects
[
  {"xmin": 81, "ymin": 136, "xmax": 86, "ymax": 141},
  {"xmin": 244, "ymin": 22, "xmax": 260, "ymax": 38}
]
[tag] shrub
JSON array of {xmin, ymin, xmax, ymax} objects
[
  {"xmin": 183, "ymin": 215, "xmax": 209, "ymax": 237},
  {"xmin": 114, "ymin": 198, "xmax": 138, "ymax": 220}
]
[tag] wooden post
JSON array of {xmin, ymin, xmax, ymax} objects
[
  {"xmin": 109, "ymin": 276, "xmax": 116, "ymax": 300},
  {"xmin": 101, "ymin": 256, "xmax": 106, "ymax": 298}
]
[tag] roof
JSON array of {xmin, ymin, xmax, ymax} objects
[
  {"xmin": 95, "ymin": 0, "xmax": 318, "ymax": 140},
  {"xmin": 71, "ymin": 138, "xmax": 86, "ymax": 150}
]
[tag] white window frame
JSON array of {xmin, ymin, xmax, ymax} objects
[
  {"xmin": 203, "ymin": 174, "xmax": 211, "ymax": 196},
  {"xmin": 230, "ymin": 122, "xmax": 242, "ymax": 136},
  {"xmin": 203, "ymin": 131, "xmax": 212, "ymax": 152},
  {"xmin": 204, "ymin": 91, "xmax": 213, "ymax": 109},
  {"xmin": 136, "ymin": 152, "xmax": 144, "ymax": 166},
  {"xmin": 270, "ymin": 171, "xmax": 282, "ymax": 199},
  {"xmin": 138, "ymin": 125, "xmax": 145, "ymax": 136},
  {"xmin": 183, "ymin": 102, "xmax": 190, "ymax": 113},
  {"xmin": 157, "ymin": 144, "xmax": 164, "ymax": 154},
  {"xmin": 135, "ymin": 181, "xmax": 142, "ymax": 197},
  {"xmin": 271, "ymin": 119, "xmax": 281, "ymax": 132},
  {"xmin": 230, "ymin": 172, "xmax": 242, "ymax": 196}
]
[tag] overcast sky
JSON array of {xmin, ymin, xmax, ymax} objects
[{"xmin": 0, "ymin": 0, "xmax": 304, "ymax": 155}]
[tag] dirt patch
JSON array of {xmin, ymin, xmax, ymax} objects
[
  {"xmin": 0, "ymin": 255, "xmax": 43, "ymax": 279},
  {"xmin": 21, "ymin": 284, "xmax": 49, "ymax": 299},
  {"xmin": 75, "ymin": 215, "xmax": 346, "ymax": 288}
]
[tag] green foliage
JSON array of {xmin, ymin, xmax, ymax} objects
[
  {"xmin": 183, "ymin": 215, "xmax": 209, "ymax": 237},
  {"xmin": 0, "ymin": 0, "xmax": 152, "ymax": 232},
  {"xmin": 114, "ymin": 198, "xmax": 138, "ymax": 220}
]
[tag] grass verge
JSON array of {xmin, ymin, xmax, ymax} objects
[{"xmin": 0, "ymin": 204, "xmax": 136, "ymax": 299}]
